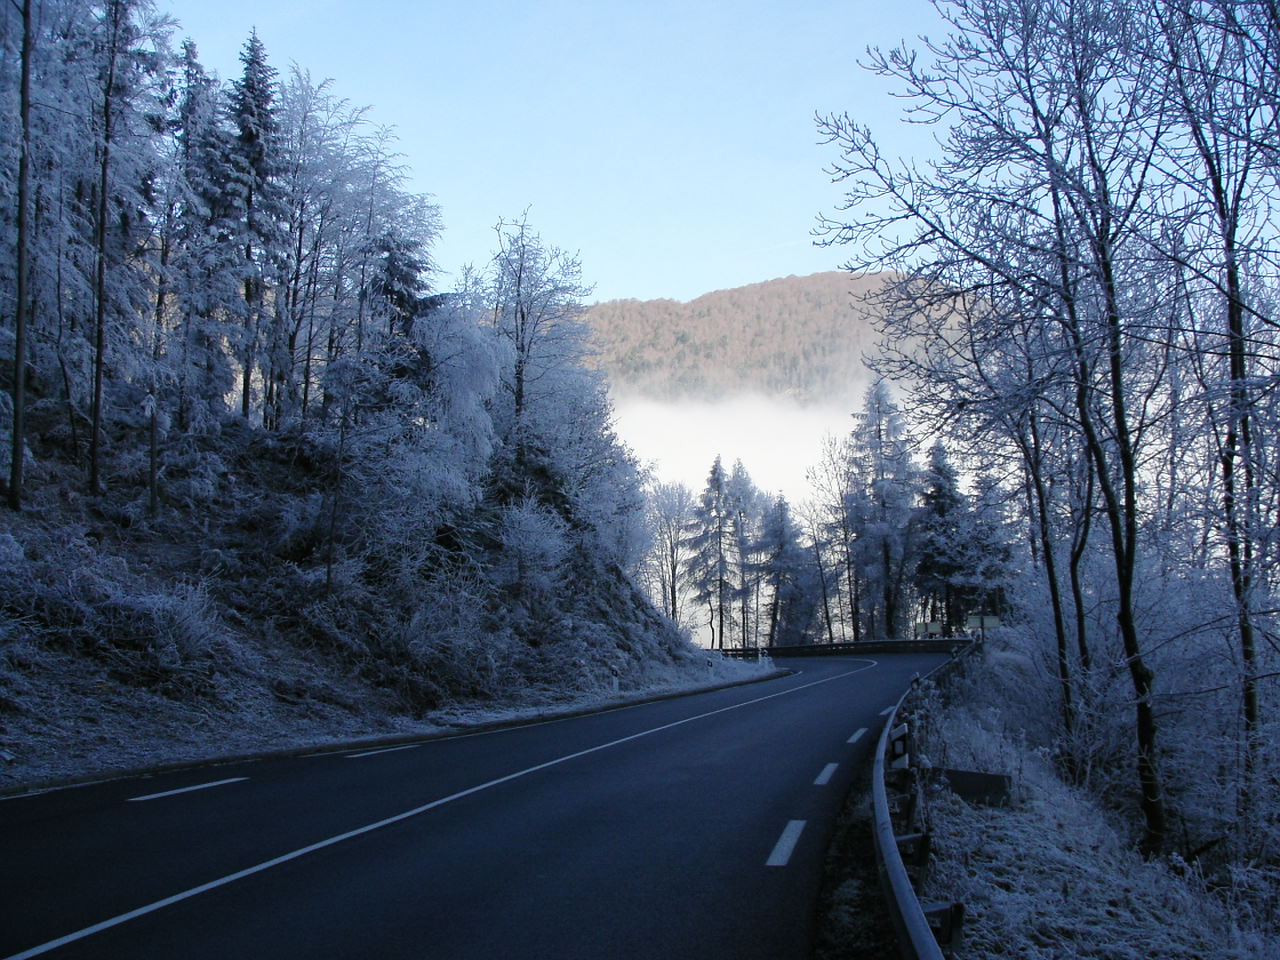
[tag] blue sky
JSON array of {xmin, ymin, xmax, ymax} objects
[{"xmin": 159, "ymin": 0, "xmax": 944, "ymax": 304}]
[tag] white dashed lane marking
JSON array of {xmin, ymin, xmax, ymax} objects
[
  {"xmin": 766, "ymin": 820, "xmax": 807, "ymax": 867},
  {"xmin": 127, "ymin": 778, "xmax": 248, "ymax": 803},
  {"xmin": 345, "ymin": 744, "xmax": 420, "ymax": 759},
  {"xmin": 13, "ymin": 667, "xmax": 875, "ymax": 960}
]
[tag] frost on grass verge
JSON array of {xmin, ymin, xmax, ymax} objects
[
  {"xmin": 918, "ymin": 673, "xmax": 1277, "ymax": 959},
  {"xmin": 814, "ymin": 776, "xmax": 899, "ymax": 960}
]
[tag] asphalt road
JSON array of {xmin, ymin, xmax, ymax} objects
[{"xmin": 0, "ymin": 653, "xmax": 945, "ymax": 960}]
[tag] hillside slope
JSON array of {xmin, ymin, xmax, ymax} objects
[
  {"xmin": 584, "ymin": 271, "xmax": 886, "ymax": 404},
  {"xmin": 0, "ymin": 418, "xmax": 735, "ymax": 791}
]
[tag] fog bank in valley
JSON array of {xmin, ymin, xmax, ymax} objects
[{"xmin": 612, "ymin": 394, "xmax": 857, "ymax": 503}]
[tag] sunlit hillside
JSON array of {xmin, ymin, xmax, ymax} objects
[{"xmin": 584, "ymin": 271, "xmax": 885, "ymax": 404}]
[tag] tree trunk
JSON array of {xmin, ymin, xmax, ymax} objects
[
  {"xmin": 812, "ymin": 534, "xmax": 836, "ymax": 644},
  {"xmin": 1083, "ymin": 238, "xmax": 1167, "ymax": 856},
  {"xmin": 241, "ymin": 257, "xmax": 255, "ymax": 420},
  {"xmin": 8, "ymin": 0, "xmax": 33, "ymax": 510},
  {"xmin": 90, "ymin": 2, "xmax": 124, "ymax": 496},
  {"xmin": 1068, "ymin": 459, "xmax": 1095, "ymax": 675},
  {"xmin": 1025, "ymin": 412, "xmax": 1075, "ymax": 741}
]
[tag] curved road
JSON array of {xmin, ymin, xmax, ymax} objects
[{"xmin": 0, "ymin": 654, "xmax": 944, "ymax": 959}]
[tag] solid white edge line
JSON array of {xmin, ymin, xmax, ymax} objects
[
  {"xmin": 847, "ymin": 727, "xmax": 868, "ymax": 744},
  {"xmin": 766, "ymin": 820, "xmax": 807, "ymax": 867},
  {"xmin": 345, "ymin": 744, "xmax": 420, "ymax": 759},
  {"xmin": 126, "ymin": 778, "xmax": 249, "ymax": 803},
  {"xmin": 813, "ymin": 763, "xmax": 839, "ymax": 786},
  {"xmin": 6, "ymin": 661, "xmax": 878, "ymax": 960}
]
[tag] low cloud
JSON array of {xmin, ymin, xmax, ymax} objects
[{"xmin": 612, "ymin": 394, "xmax": 855, "ymax": 502}]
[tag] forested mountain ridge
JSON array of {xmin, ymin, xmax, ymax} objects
[{"xmin": 583, "ymin": 271, "xmax": 885, "ymax": 403}]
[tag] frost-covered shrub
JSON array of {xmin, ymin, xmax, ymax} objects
[
  {"xmin": 162, "ymin": 448, "xmax": 231, "ymax": 507},
  {"xmin": 920, "ymin": 641, "xmax": 1279, "ymax": 958},
  {"xmin": 922, "ymin": 764, "xmax": 1273, "ymax": 959},
  {"xmin": 272, "ymin": 492, "xmax": 326, "ymax": 562},
  {"xmin": 995, "ymin": 544, "xmax": 1280, "ymax": 867},
  {"xmin": 491, "ymin": 495, "xmax": 571, "ymax": 620},
  {"xmin": 90, "ymin": 585, "xmax": 220, "ymax": 690},
  {"xmin": 296, "ymin": 596, "xmax": 372, "ymax": 661},
  {"xmin": 0, "ymin": 533, "xmax": 24, "ymax": 569},
  {"xmin": 0, "ymin": 527, "xmax": 222, "ymax": 695},
  {"xmin": 402, "ymin": 571, "xmax": 523, "ymax": 702}
]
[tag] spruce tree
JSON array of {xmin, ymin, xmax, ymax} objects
[
  {"xmin": 685, "ymin": 456, "xmax": 732, "ymax": 648},
  {"xmin": 851, "ymin": 380, "xmax": 917, "ymax": 639},
  {"xmin": 725, "ymin": 458, "xmax": 761, "ymax": 647},
  {"xmin": 757, "ymin": 495, "xmax": 813, "ymax": 647},
  {"xmin": 914, "ymin": 441, "xmax": 967, "ymax": 635},
  {"xmin": 170, "ymin": 39, "xmax": 239, "ymax": 431},
  {"xmin": 229, "ymin": 29, "xmax": 282, "ymax": 422}
]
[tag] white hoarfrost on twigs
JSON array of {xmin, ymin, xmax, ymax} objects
[
  {"xmin": 916, "ymin": 649, "xmax": 1277, "ymax": 960},
  {"xmin": 0, "ymin": 525, "xmax": 767, "ymax": 793},
  {"xmin": 0, "ymin": 500, "xmax": 768, "ymax": 795},
  {"xmin": 0, "ymin": 206, "xmax": 776, "ymax": 796}
]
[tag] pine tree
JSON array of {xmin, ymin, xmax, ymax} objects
[
  {"xmin": 685, "ymin": 456, "xmax": 732, "ymax": 648},
  {"xmin": 366, "ymin": 229, "xmax": 428, "ymax": 339},
  {"xmin": 168, "ymin": 39, "xmax": 239, "ymax": 431},
  {"xmin": 851, "ymin": 380, "xmax": 917, "ymax": 639},
  {"xmin": 228, "ymin": 29, "xmax": 282, "ymax": 423},
  {"xmin": 725, "ymin": 458, "xmax": 762, "ymax": 647},
  {"xmin": 756, "ymin": 495, "xmax": 813, "ymax": 647},
  {"xmin": 914, "ymin": 441, "xmax": 967, "ymax": 635}
]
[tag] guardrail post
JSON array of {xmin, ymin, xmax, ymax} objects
[
  {"xmin": 921, "ymin": 902, "xmax": 965, "ymax": 950},
  {"xmin": 895, "ymin": 831, "xmax": 932, "ymax": 881}
]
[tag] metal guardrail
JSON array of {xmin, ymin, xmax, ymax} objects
[
  {"xmin": 873, "ymin": 685, "xmax": 946, "ymax": 960},
  {"xmin": 721, "ymin": 635, "xmax": 976, "ymax": 957},
  {"xmin": 721, "ymin": 639, "xmax": 968, "ymax": 658},
  {"xmin": 872, "ymin": 645, "xmax": 975, "ymax": 959}
]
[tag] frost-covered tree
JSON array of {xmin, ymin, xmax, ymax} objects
[
  {"xmin": 460, "ymin": 216, "xmax": 652, "ymax": 640},
  {"xmin": 806, "ymin": 433, "xmax": 867, "ymax": 642},
  {"xmin": 725, "ymin": 458, "xmax": 763, "ymax": 647},
  {"xmin": 913, "ymin": 441, "xmax": 968, "ymax": 635},
  {"xmin": 685, "ymin": 455, "xmax": 732, "ymax": 648},
  {"xmin": 796, "ymin": 499, "xmax": 840, "ymax": 644},
  {"xmin": 819, "ymin": 0, "xmax": 1280, "ymax": 861},
  {"xmin": 85, "ymin": 0, "xmax": 170, "ymax": 494},
  {"xmin": 6, "ymin": 0, "xmax": 33, "ymax": 509},
  {"xmin": 228, "ymin": 29, "xmax": 283, "ymax": 422},
  {"xmin": 756, "ymin": 495, "xmax": 814, "ymax": 647},
  {"xmin": 850, "ymin": 380, "xmax": 916, "ymax": 640},
  {"xmin": 914, "ymin": 445, "xmax": 1015, "ymax": 638},
  {"xmin": 644, "ymin": 479, "xmax": 695, "ymax": 625},
  {"xmin": 485, "ymin": 213, "xmax": 592, "ymax": 449},
  {"xmin": 163, "ymin": 39, "xmax": 239, "ymax": 432},
  {"xmin": 1153, "ymin": 0, "xmax": 1277, "ymax": 792},
  {"xmin": 274, "ymin": 71, "xmax": 365, "ymax": 423}
]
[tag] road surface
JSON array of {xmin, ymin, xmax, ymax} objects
[{"xmin": 0, "ymin": 653, "xmax": 944, "ymax": 959}]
